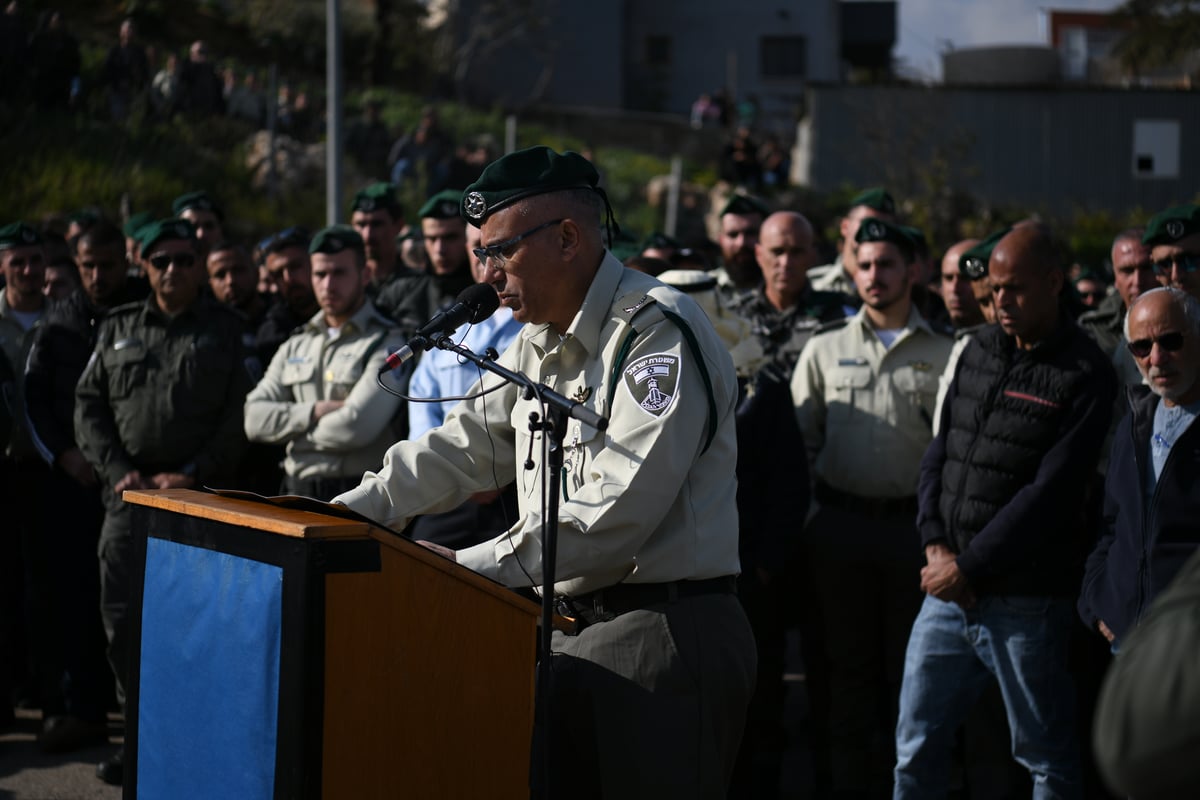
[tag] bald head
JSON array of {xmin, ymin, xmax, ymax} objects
[
  {"xmin": 1125, "ymin": 287, "xmax": 1200, "ymax": 405},
  {"xmin": 989, "ymin": 226, "xmax": 1064, "ymax": 348},
  {"xmin": 941, "ymin": 239, "xmax": 984, "ymax": 329},
  {"xmin": 755, "ymin": 211, "xmax": 817, "ymax": 311}
]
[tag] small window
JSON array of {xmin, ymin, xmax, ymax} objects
[
  {"xmin": 1133, "ymin": 120, "xmax": 1180, "ymax": 179},
  {"xmin": 761, "ymin": 36, "xmax": 806, "ymax": 78},
  {"xmin": 646, "ymin": 35, "xmax": 671, "ymax": 66}
]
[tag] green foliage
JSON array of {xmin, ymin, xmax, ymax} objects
[
  {"xmin": 1112, "ymin": 0, "xmax": 1200, "ymax": 78},
  {"xmin": 0, "ymin": 111, "xmax": 324, "ymax": 238}
]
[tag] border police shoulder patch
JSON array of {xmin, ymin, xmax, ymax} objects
[{"xmin": 623, "ymin": 352, "xmax": 681, "ymax": 417}]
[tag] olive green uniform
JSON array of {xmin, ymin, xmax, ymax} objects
[
  {"xmin": 74, "ymin": 294, "xmax": 251, "ymax": 703},
  {"xmin": 0, "ymin": 291, "xmax": 45, "ymax": 457},
  {"xmin": 244, "ymin": 301, "xmax": 405, "ymax": 495}
]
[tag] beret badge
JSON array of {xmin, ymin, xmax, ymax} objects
[{"xmin": 464, "ymin": 192, "xmax": 487, "ymax": 220}]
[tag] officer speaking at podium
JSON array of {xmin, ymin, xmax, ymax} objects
[{"xmin": 333, "ymin": 146, "xmax": 755, "ymax": 799}]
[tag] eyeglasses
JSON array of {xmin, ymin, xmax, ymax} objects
[
  {"xmin": 1151, "ymin": 253, "xmax": 1200, "ymax": 276},
  {"xmin": 472, "ymin": 219, "xmax": 563, "ymax": 267},
  {"xmin": 148, "ymin": 252, "xmax": 196, "ymax": 271},
  {"xmin": 1127, "ymin": 331, "xmax": 1185, "ymax": 359}
]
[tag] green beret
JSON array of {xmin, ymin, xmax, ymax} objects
[
  {"xmin": 172, "ymin": 190, "xmax": 223, "ymax": 221},
  {"xmin": 718, "ymin": 193, "xmax": 771, "ymax": 219},
  {"xmin": 309, "ymin": 224, "xmax": 363, "ymax": 256},
  {"xmin": 959, "ymin": 227, "xmax": 1011, "ymax": 280},
  {"xmin": 69, "ymin": 209, "xmax": 100, "ymax": 227},
  {"xmin": 419, "ymin": 189, "xmax": 464, "ymax": 220},
  {"xmin": 900, "ymin": 225, "xmax": 929, "ymax": 257},
  {"xmin": 641, "ymin": 231, "xmax": 681, "ymax": 251},
  {"xmin": 1142, "ymin": 204, "xmax": 1200, "ymax": 247},
  {"xmin": 0, "ymin": 221, "xmax": 43, "ymax": 251},
  {"xmin": 123, "ymin": 211, "xmax": 155, "ymax": 239},
  {"xmin": 137, "ymin": 218, "xmax": 196, "ymax": 253},
  {"xmin": 352, "ymin": 182, "xmax": 402, "ymax": 217},
  {"xmin": 849, "ymin": 188, "xmax": 896, "ymax": 215},
  {"xmin": 462, "ymin": 146, "xmax": 599, "ymax": 225},
  {"xmin": 609, "ymin": 228, "xmax": 641, "ymax": 262},
  {"xmin": 855, "ymin": 217, "xmax": 915, "ymax": 258}
]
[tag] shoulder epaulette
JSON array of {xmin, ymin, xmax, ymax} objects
[
  {"xmin": 813, "ymin": 317, "xmax": 850, "ymax": 335},
  {"xmin": 954, "ymin": 323, "xmax": 985, "ymax": 341},
  {"xmin": 614, "ymin": 289, "xmax": 659, "ymax": 323},
  {"xmin": 105, "ymin": 299, "xmax": 144, "ymax": 316}
]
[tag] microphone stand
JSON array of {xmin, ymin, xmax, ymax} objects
[{"xmin": 430, "ymin": 334, "xmax": 607, "ymax": 796}]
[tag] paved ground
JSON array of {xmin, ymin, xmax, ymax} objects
[
  {"xmin": 0, "ymin": 635, "xmax": 814, "ymax": 798},
  {"xmin": 0, "ymin": 710, "xmax": 122, "ymax": 800}
]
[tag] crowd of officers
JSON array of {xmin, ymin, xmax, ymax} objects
[{"xmin": 0, "ymin": 175, "xmax": 1196, "ymax": 798}]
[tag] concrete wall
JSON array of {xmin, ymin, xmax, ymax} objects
[
  {"xmin": 795, "ymin": 84, "xmax": 1200, "ymax": 215},
  {"xmin": 450, "ymin": 0, "xmax": 843, "ymax": 130}
]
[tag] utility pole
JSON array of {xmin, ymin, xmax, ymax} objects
[{"xmin": 327, "ymin": 0, "xmax": 343, "ymax": 224}]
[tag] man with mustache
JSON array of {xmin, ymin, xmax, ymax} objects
[
  {"xmin": 715, "ymin": 193, "xmax": 769, "ymax": 302},
  {"xmin": 791, "ymin": 218, "xmax": 952, "ymax": 797},
  {"xmin": 810, "ymin": 187, "xmax": 897, "ymax": 310},
  {"xmin": 1079, "ymin": 286, "xmax": 1200, "ymax": 650}
]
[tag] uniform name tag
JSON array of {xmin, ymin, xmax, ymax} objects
[{"xmin": 837, "ymin": 357, "xmax": 868, "ymax": 366}]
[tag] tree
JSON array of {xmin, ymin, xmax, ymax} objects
[{"xmin": 1111, "ymin": 0, "xmax": 1200, "ymax": 81}]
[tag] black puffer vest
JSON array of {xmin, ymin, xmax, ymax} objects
[{"xmin": 940, "ymin": 319, "xmax": 1111, "ymax": 595}]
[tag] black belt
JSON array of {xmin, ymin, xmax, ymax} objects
[
  {"xmin": 815, "ymin": 481, "xmax": 917, "ymax": 518},
  {"xmin": 557, "ymin": 576, "xmax": 737, "ymax": 631}
]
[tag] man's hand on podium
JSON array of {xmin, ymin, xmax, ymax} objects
[
  {"xmin": 115, "ymin": 470, "xmax": 148, "ymax": 493},
  {"xmin": 417, "ymin": 540, "xmax": 457, "ymax": 562},
  {"xmin": 148, "ymin": 472, "xmax": 196, "ymax": 490}
]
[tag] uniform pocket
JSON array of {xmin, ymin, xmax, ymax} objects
[
  {"xmin": 280, "ymin": 358, "xmax": 315, "ymax": 387},
  {"xmin": 826, "ymin": 364, "xmax": 872, "ymax": 422},
  {"xmin": 102, "ymin": 340, "xmax": 148, "ymax": 398}
]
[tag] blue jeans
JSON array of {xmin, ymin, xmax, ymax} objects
[{"xmin": 894, "ymin": 594, "xmax": 1081, "ymax": 800}]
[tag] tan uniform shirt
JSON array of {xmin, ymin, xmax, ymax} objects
[
  {"xmin": 791, "ymin": 305, "xmax": 952, "ymax": 498},
  {"xmin": 933, "ymin": 331, "xmax": 973, "ymax": 437},
  {"xmin": 335, "ymin": 253, "xmax": 742, "ymax": 596},
  {"xmin": 809, "ymin": 255, "xmax": 853, "ymax": 297},
  {"xmin": 244, "ymin": 302, "xmax": 405, "ymax": 481}
]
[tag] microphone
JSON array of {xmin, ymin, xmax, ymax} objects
[{"xmin": 380, "ymin": 283, "xmax": 500, "ymax": 373}]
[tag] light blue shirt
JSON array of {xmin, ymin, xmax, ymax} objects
[
  {"xmin": 1147, "ymin": 397, "xmax": 1200, "ymax": 492},
  {"xmin": 407, "ymin": 307, "xmax": 523, "ymax": 438}
]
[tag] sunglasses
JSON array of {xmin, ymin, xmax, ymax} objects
[
  {"xmin": 1127, "ymin": 331, "xmax": 1185, "ymax": 359},
  {"xmin": 472, "ymin": 219, "xmax": 563, "ymax": 267},
  {"xmin": 148, "ymin": 252, "xmax": 196, "ymax": 271},
  {"xmin": 1151, "ymin": 253, "xmax": 1200, "ymax": 276}
]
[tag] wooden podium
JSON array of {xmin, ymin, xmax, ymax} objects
[{"xmin": 121, "ymin": 489, "xmax": 539, "ymax": 800}]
